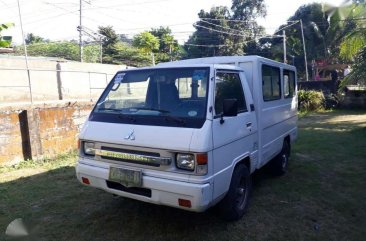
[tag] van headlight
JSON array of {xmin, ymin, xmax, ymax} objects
[
  {"xmin": 176, "ymin": 154, "xmax": 195, "ymax": 171},
  {"xmin": 83, "ymin": 142, "xmax": 95, "ymax": 156}
]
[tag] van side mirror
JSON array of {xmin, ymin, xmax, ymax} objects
[{"xmin": 223, "ymin": 99, "xmax": 238, "ymax": 117}]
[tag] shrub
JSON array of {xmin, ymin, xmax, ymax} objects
[{"xmin": 298, "ymin": 90, "xmax": 325, "ymax": 112}]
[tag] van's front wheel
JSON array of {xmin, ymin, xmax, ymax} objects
[{"xmin": 217, "ymin": 164, "xmax": 252, "ymax": 221}]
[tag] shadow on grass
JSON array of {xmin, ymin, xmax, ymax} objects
[
  {"xmin": 1, "ymin": 111, "xmax": 365, "ymax": 241},
  {"xmin": 0, "ymin": 164, "xmax": 308, "ymax": 241},
  {"xmin": 0, "ymin": 166, "xmax": 239, "ymax": 241}
]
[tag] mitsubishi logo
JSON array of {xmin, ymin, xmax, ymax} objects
[{"xmin": 124, "ymin": 130, "xmax": 135, "ymax": 140}]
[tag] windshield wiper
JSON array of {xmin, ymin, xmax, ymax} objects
[
  {"xmin": 96, "ymin": 107, "xmax": 121, "ymax": 112},
  {"xmin": 164, "ymin": 115, "xmax": 186, "ymax": 125},
  {"xmin": 118, "ymin": 113, "xmax": 137, "ymax": 123},
  {"xmin": 132, "ymin": 107, "xmax": 170, "ymax": 114}
]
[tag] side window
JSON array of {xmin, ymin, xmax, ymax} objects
[
  {"xmin": 215, "ymin": 72, "xmax": 247, "ymax": 115},
  {"xmin": 262, "ymin": 65, "xmax": 281, "ymax": 101},
  {"xmin": 176, "ymin": 78, "xmax": 207, "ymax": 98},
  {"xmin": 176, "ymin": 78, "xmax": 191, "ymax": 98},
  {"xmin": 283, "ymin": 69, "xmax": 296, "ymax": 98}
]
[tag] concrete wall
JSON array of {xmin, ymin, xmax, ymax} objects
[
  {"xmin": 340, "ymin": 88, "xmax": 366, "ymax": 109},
  {"xmin": 0, "ymin": 101, "xmax": 93, "ymax": 166},
  {"xmin": 0, "ymin": 56, "xmax": 126, "ymax": 103},
  {"xmin": 0, "ymin": 111, "xmax": 23, "ymax": 165}
]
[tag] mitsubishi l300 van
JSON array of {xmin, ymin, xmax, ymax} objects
[{"xmin": 76, "ymin": 56, "xmax": 297, "ymax": 220}]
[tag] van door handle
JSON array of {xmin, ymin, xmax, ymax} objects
[{"xmin": 246, "ymin": 122, "xmax": 252, "ymax": 128}]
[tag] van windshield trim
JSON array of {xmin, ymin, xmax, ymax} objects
[{"xmin": 89, "ymin": 67, "xmax": 210, "ymax": 129}]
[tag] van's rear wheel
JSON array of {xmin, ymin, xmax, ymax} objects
[
  {"xmin": 270, "ymin": 140, "xmax": 290, "ymax": 176},
  {"xmin": 217, "ymin": 164, "xmax": 252, "ymax": 221}
]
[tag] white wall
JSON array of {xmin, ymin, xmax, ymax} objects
[{"xmin": 0, "ymin": 56, "xmax": 126, "ymax": 103}]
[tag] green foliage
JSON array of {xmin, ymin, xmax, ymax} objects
[
  {"xmin": 185, "ymin": 0, "xmax": 266, "ymax": 58},
  {"xmin": 338, "ymin": 3, "xmax": 366, "ymax": 60},
  {"xmin": 132, "ymin": 31, "xmax": 160, "ymax": 54},
  {"xmin": 0, "ymin": 22, "xmax": 14, "ymax": 47},
  {"xmin": 103, "ymin": 42, "xmax": 151, "ymax": 67},
  {"xmin": 149, "ymin": 27, "xmax": 182, "ymax": 62},
  {"xmin": 341, "ymin": 46, "xmax": 366, "ymax": 86},
  {"xmin": 15, "ymin": 41, "xmax": 100, "ymax": 62},
  {"xmin": 97, "ymin": 26, "xmax": 151, "ymax": 66},
  {"xmin": 0, "ymin": 22, "xmax": 14, "ymax": 32},
  {"xmin": 99, "ymin": 26, "xmax": 119, "ymax": 48},
  {"xmin": 25, "ymin": 33, "xmax": 45, "ymax": 44},
  {"xmin": 298, "ymin": 90, "xmax": 325, "ymax": 112},
  {"xmin": 263, "ymin": 3, "xmax": 329, "ymax": 77}
]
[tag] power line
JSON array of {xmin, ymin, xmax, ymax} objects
[
  {"xmin": 199, "ymin": 17, "xmax": 261, "ymax": 23},
  {"xmin": 273, "ymin": 21, "xmax": 300, "ymax": 35},
  {"xmin": 23, "ymin": 11, "xmax": 79, "ymax": 25},
  {"xmin": 83, "ymin": 0, "xmax": 171, "ymax": 10},
  {"xmin": 193, "ymin": 24, "xmax": 250, "ymax": 38},
  {"xmin": 199, "ymin": 19, "xmax": 257, "ymax": 34}
]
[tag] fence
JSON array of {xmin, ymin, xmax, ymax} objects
[
  {"xmin": 0, "ymin": 67, "xmax": 118, "ymax": 104},
  {"xmin": 0, "ymin": 58, "xmax": 126, "ymax": 105}
]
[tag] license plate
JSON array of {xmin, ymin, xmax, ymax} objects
[{"xmin": 109, "ymin": 167, "xmax": 142, "ymax": 187}]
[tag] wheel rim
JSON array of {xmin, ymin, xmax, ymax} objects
[
  {"xmin": 281, "ymin": 153, "xmax": 288, "ymax": 170},
  {"xmin": 235, "ymin": 176, "xmax": 249, "ymax": 210}
]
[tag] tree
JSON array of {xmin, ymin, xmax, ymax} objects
[
  {"xmin": 185, "ymin": 0, "xmax": 266, "ymax": 58},
  {"xmin": 342, "ymin": 46, "xmax": 366, "ymax": 86},
  {"xmin": 132, "ymin": 31, "xmax": 160, "ymax": 65},
  {"xmin": 15, "ymin": 41, "xmax": 100, "ymax": 62},
  {"xmin": 106, "ymin": 42, "xmax": 151, "ymax": 67},
  {"xmin": 25, "ymin": 33, "xmax": 45, "ymax": 44},
  {"xmin": 149, "ymin": 26, "xmax": 181, "ymax": 62},
  {"xmin": 98, "ymin": 26, "xmax": 119, "ymax": 48},
  {"xmin": 336, "ymin": 2, "xmax": 366, "ymax": 60},
  {"xmin": 337, "ymin": 1, "xmax": 366, "ymax": 86},
  {"xmin": 97, "ymin": 26, "xmax": 153, "ymax": 66},
  {"xmin": 0, "ymin": 23, "xmax": 14, "ymax": 47}
]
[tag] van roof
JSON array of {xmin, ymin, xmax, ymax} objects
[
  {"xmin": 158, "ymin": 55, "xmax": 295, "ymax": 69},
  {"xmin": 119, "ymin": 63, "xmax": 244, "ymax": 72}
]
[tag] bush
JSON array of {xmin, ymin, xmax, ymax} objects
[{"xmin": 298, "ymin": 90, "xmax": 325, "ymax": 112}]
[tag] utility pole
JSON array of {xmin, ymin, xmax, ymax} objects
[
  {"xmin": 283, "ymin": 30, "xmax": 287, "ymax": 63},
  {"xmin": 79, "ymin": 0, "xmax": 83, "ymax": 62},
  {"xmin": 17, "ymin": 0, "xmax": 33, "ymax": 103},
  {"xmin": 300, "ymin": 19, "xmax": 309, "ymax": 81},
  {"xmin": 79, "ymin": 26, "xmax": 104, "ymax": 64}
]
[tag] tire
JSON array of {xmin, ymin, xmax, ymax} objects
[
  {"xmin": 217, "ymin": 164, "xmax": 252, "ymax": 221},
  {"xmin": 270, "ymin": 140, "xmax": 290, "ymax": 176}
]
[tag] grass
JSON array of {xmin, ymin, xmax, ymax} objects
[{"xmin": 1, "ymin": 109, "xmax": 366, "ymax": 241}]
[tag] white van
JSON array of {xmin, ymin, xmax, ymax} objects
[{"xmin": 76, "ymin": 56, "xmax": 297, "ymax": 220}]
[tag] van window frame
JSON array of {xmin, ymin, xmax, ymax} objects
[
  {"xmin": 213, "ymin": 70, "xmax": 248, "ymax": 118},
  {"xmin": 262, "ymin": 64, "xmax": 281, "ymax": 102},
  {"xmin": 88, "ymin": 67, "xmax": 210, "ymax": 129},
  {"xmin": 283, "ymin": 69, "xmax": 296, "ymax": 99}
]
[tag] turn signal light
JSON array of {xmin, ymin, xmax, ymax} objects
[
  {"xmin": 196, "ymin": 153, "xmax": 208, "ymax": 165},
  {"xmin": 178, "ymin": 199, "xmax": 192, "ymax": 208},
  {"xmin": 82, "ymin": 177, "xmax": 90, "ymax": 185}
]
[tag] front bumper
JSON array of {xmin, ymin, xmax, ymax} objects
[{"xmin": 75, "ymin": 159, "xmax": 212, "ymax": 212}]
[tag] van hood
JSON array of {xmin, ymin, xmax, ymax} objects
[{"xmin": 80, "ymin": 121, "xmax": 195, "ymax": 151}]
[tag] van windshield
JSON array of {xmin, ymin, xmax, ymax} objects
[{"xmin": 90, "ymin": 67, "xmax": 210, "ymax": 128}]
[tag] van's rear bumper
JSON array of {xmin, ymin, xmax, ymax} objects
[{"xmin": 75, "ymin": 159, "xmax": 212, "ymax": 212}]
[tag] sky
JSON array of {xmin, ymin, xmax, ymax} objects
[{"xmin": 0, "ymin": 0, "xmax": 348, "ymax": 45}]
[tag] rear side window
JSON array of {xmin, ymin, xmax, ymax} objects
[
  {"xmin": 283, "ymin": 69, "xmax": 296, "ymax": 98},
  {"xmin": 215, "ymin": 72, "xmax": 247, "ymax": 115},
  {"xmin": 262, "ymin": 65, "xmax": 281, "ymax": 101}
]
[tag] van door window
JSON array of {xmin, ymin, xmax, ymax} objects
[
  {"xmin": 283, "ymin": 69, "xmax": 296, "ymax": 98},
  {"xmin": 215, "ymin": 72, "xmax": 247, "ymax": 116},
  {"xmin": 262, "ymin": 65, "xmax": 281, "ymax": 101}
]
